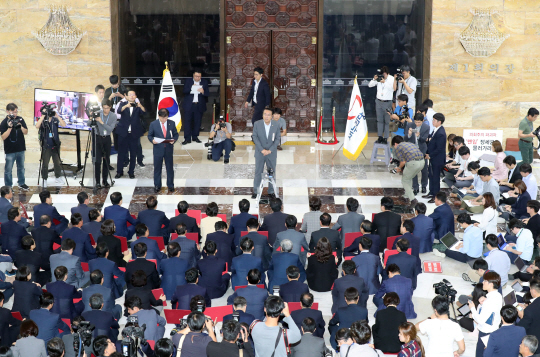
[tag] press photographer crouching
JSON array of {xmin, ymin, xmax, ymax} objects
[
  {"xmin": 36, "ymin": 102, "xmax": 66, "ymax": 187},
  {"xmin": 389, "ymin": 94, "xmax": 414, "ymax": 138},
  {"xmin": 92, "ymin": 99, "xmax": 117, "ymax": 189},
  {"xmin": 208, "ymin": 117, "xmax": 233, "ymax": 163},
  {"xmin": 0, "ymin": 103, "xmax": 29, "ymax": 190}
]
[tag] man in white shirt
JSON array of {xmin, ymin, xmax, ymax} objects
[
  {"xmin": 444, "ymin": 146, "xmax": 477, "ymax": 189},
  {"xmin": 368, "ymin": 66, "xmax": 394, "ymax": 144},
  {"xmin": 422, "ymin": 98, "xmax": 436, "ymax": 134},
  {"xmin": 484, "ymin": 234, "xmax": 511, "ymax": 286},
  {"xmin": 520, "ymin": 163, "xmax": 537, "ymax": 200},
  {"xmin": 393, "ymin": 65, "xmax": 418, "ymax": 110},
  {"xmin": 504, "ymin": 219, "xmax": 534, "ymax": 264}
]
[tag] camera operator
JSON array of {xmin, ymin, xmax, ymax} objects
[
  {"xmin": 62, "ymin": 316, "xmax": 94, "ymax": 357},
  {"xmin": 393, "ymin": 65, "xmax": 418, "ymax": 111},
  {"xmin": 85, "ymin": 85, "xmax": 105, "ymax": 117},
  {"xmin": 368, "ymin": 66, "xmax": 394, "ymax": 144},
  {"xmin": 104, "ymin": 75, "xmax": 127, "ymax": 153},
  {"xmin": 207, "ymin": 320, "xmax": 254, "ymax": 357},
  {"xmin": 390, "ymin": 94, "xmax": 414, "ymax": 135},
  {"xmin": 0, "ymin": 103, "xmax": 29, "ymax": 190},
  {"xmin": 47, "ymin": 337, "xmax": 66, "ymax": 357},
  {"xmin": 93, "ymin": 335, "xmax": 117, "ymax": 357},
  {"xmin": 91, "ymin": 99, "xmax": 117, "ymax": 189},
  {"xmin": 36, "ymin": 105, "xmax": 66, "ymax": 187},
  {"xmin": 209, "ymin": 117, "xmax": 233, "ymax": 163},
  {"xmin": 172, "ymin": 311, "xmax": 217, "ymax": 356}
]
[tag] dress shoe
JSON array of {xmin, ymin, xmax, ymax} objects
[
  {"xmin": 421, "ymin": 187, "xmax": 427, "ymax": 194},
  {"xmin": 95, "ymin": 183, "xmax": 102, "ymax": 189},
  {"xmin": 193, "ymin": 138, "xmax": 202, "ymax": 143},
  {"xmin": 182, "ymin": 140, "xmax": 191, "ymax": 145},
  {"xmin": 413, "ymin": 189, "xmax": 419, "ymax": 196},
  {"xmin": 376, "ymin": 137, "xmax": 383, "ymax": 144},
  {"xmin": 251, "ymin": 193, "xmax": 257, "ymax": 199},
  {"xmin": 268, "ymin": 193, "xmax": 276, "ymax": 200},
  {"xmin": 382, "ymin": 138, "xmax": 388, "ymax": 144},
  {"xmin": 422, "ymin": 194, "xmax": 433, "ymax": 199},
  {"xmin": 224, "ymin": 159, "xmax": 229, "ymax": 164},
  {"xmin": 168, "ymin": 187, "xmax": 175, "ymax": 193},
  {"xmin": 277, "ymin": 145, "xmax": 283, "ymax": 151},
  {"xmin": 103, "ymin": 182, "xmax": 110, "ymax": 188},
  {"xmin": 115, "ymin": 173, "xmax": 123, "ymax": 179},
  {"xmin": 427, "ymin": 198, "xmax": 436, "ymax": 203},
  {"xmin": 129, "ymin": 174, "xmax": 135, "ymax": 179},
  {"xmin": 154, "ymin": 187, "xmax": 161, "ymax": 193},
  {"xmin": 137, "ymin": 162, "xmax": 145, "ymax": 167}
]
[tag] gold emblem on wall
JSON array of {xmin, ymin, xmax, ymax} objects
[{"xmin": 459, "ymin": 8, "xmax": 509, "ymax": 57}]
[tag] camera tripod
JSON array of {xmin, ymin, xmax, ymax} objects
[
  {"xmin": 256, "ymin": 168, "xmax": 279, "ymax": 205},
  {"xmin": 37, "ymin": 114, "xmax": 70, "ymax": 188},
  {"xmin": 79, "ymin": 120, "xmax": 115, "ymax": 193}
]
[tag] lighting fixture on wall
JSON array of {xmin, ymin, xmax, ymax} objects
[
  {"xmin": 459, "ymin": 8, "xmax": 509, "ymax": 57},
  {"xmin": 33, "ymin": 5, "xmax": 85, "ymax": 55}
]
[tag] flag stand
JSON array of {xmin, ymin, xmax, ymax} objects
[{"xmin": 317, "ymin": 106, "xmax": 339, "ymax": 145}]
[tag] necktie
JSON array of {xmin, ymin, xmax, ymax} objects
[{"xmin": 162, "ymin": 123, "xmax": 167, "ymax": 138}]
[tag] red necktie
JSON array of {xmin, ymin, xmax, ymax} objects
[{"xmin": 162, "ymin": 123, "xmax": 167, "ymax": 138}]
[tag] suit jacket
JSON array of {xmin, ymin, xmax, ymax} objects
[
  {"xmin": 125, "ymin": 257, "xmax": 160, "ymax": 290},
  {"xmin": 274, "ymin": 229, "xmax": 309, "ymax": 265},
  {"xmin": 171, "ymin": 283, "xmax": 211, "ymax": 310},
  {"xmin": 50, "ymin": 251, "xmax": 87, "ymax": 288},
  {"xmin": 268, "ymin": 252, "xmax": 306, "ymax": 290},
  {"xmin": 138, "ymin": 209, "xmax": 170, "ymax": 241},
  {"xmin": 33, "ymin": 203, "xmax": 68, "ymax": 234},
  {"xmin": 0, "ymin": 306, "xmax": 21, "ymax": 346},
  {"xmin": 204, "ymin": 230, "xmax": 236, "ymax": 268},
  {"xmin": 372, "ymin": 306, "xmax": 408, "ymax": 353},
  {"xmin": 0, "ymin": 197, "xmax": 29, "ymax": 227},
  {"xmin": 29, "ymin": 308, "xmax": 69, "ymax": 343},
  {"xmin": 331, "ymin": 211, "xmax": 365, "ymax": 241},
  {"xmin": 46, "ymin": 280, "xmax": 82, "ymax": 319},
  {"xmin": 343, "ymin": 234, "xmax": 381, "ymax": 257},
  {"xmin": 228, "ymin": 212, "xmax": 256, "ymax": 247},
  {"xmin": 88, "ymin": 257, "xmax": 125, "ymax": 299},
  {"xmin": 170, "ymin": 236, "xmax": 200, "ymax": 268},
  {"xmin": 82, "ymin": 309, "xmax": 120, "ymax": 342},
  {"xmin": 62, "ymin": 227, "xmax": 96, "ymax": 262},
  {"xmin": 103, "ymin": 205, "xmax": 139, "ymax": 238},
  {"xmin": 411, "ymin": 214, "xmax": 434, "ymax": 253},
  {"xmin": 392, "ymin": 232, "xmax": 422, "ymax": 271},
  {"xmin": 526, "ymin": 214, "xmax": 540, "ymax": 241},
  {"xmin": 82, "ymin": 283, "xmax": 116, "ymax": 314},
  {"xmin": 259, "ymin": 211, "xmax": 288, "ymax": 247},
  {"xmin": 329, "ymin": 304, "xmax": 369, "ymax": 331},
  {"xmin": 385, "ymin": 251, "xmax": 420, "ymax": 289},
  {"xmin": 226, "ymin": 285, "xmax": 268, "ymax": 320},
  {"xmin": 125, "ymin": 286, "xmax": 163, "ymax": 311},
  {"xmin": 11, "ymin": 336, "xmax": 47, "ymax": 357},
  {"xmin": 197, "ymin": 255, "xmax": 229, "ymax": 298},
  {"xmin": 223, "ymin": 310, "xmax": 255, "ymax": 326},
  {"xmin": 279, "ymin": 280, "xmax": 309, "ymax": 302},
  {"xmin": 306, "ymin": 255, "xmax": 338, "ymax": 292},
  {"xmin": 290, "ymin": 308, "xmax": 326, "ymax": 338},
  {"xmin": 518, "ymin": 297, "xmax": 540, "ymax": 343},
  {"xmin": 32, "ymin": 225, "xmax": 62, "ymax": 270},
  {"xmin": 159, "ymin": 256, "xmax": 189, "ymax": 299},
  {"xmin": 331, "ymin": 274, "xmax": 369, "ymax": 314},
  {"xmin": 168, "ymin": 213, "xmax": 200, "ymax": 236},
  {"xmin": 182, "ymin": 78, "xmax": 209, "ymax": 112},
  {"xmin": 508, "ymin": 162, "xmax": 523, "ymax": 185},
  {"xmin": 404, "ymin": 122, "xmax": 430, "ymax": 154},
  {"xmin": 429, "ymin": 203, "xmax": 455, "ymax": 240},
  {"xmin": 373, "ymin": 211, "xmax": 402, "ymax": 252},
  {"xmin": 71, "ymin": 204, "xmax": 92, "ymax": 224},
  {"xmin": 15, "ymin": 249, "xmax": 42, "ymax": 280},
  {"xmin": 115, "ymin": 103, "xmax": 144, "ymax": 138},
  {"xmin": 290, "ymin": 333, "xmax": 330, "ymax": 357},
  {"xmin": 81, "ymin": 221, "xmax": 102, "ymax": 243},
  {"xmin": 96, "ymin": 235, "xmax": 126, "ymax": 267},
  {"xmin": 0, "ymin": 220, "xmax": 28, "ymax": 258},
  {"xmin": 131, "ymin": 309, "xmax": 166, "ymax": 342},
  {"xmin": 240, "ymin": 231, "xmax": 272, "ymax": 270},
  {"xmin": 310, "ymin": 228, "xmax": 343, "ymax": 264},
  {"xmin": 352, "ymin": 252, "xmax": 382, "ymax": 295},
  {"xmin": 231, "ymin": 253, "xmax": 264, "ymax": 290},
  {"xmin": 12, "ymin": 280, "xmax": 42, "ymax": 318},
  {"xmin": 130, "ymin": 236, "xmax": 166, "ymax": 263},
  {"xmin": 426, "ymin": 125, "xmax": 447, "ymax": 166},
  {"xmin": 252, "ymin": 119, "xmax": 280, "ymax": 165},
  {"xmin": 147, "ymin": 119, "xmax": 179, "ymax": 157},
  {"xmin": 246, "ymin": 78, "xmax": 270, "ymax": 110},
  {"xmin": 375, "ymin": 275, "xmax": 416, "ymax": 319},
  {"xmin": 484, "ymin": 324, "xmax": 526, "ymax": 357}
]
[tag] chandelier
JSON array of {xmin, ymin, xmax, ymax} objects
[
  {"xmin": 459, "ymin": 8, "xmax": 509, "ymax": 57},
  {"xmin": 33, "ymin": 5, "xmax": 85, "ymax": 55}
]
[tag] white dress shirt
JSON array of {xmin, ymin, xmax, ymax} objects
[
  {"xmin": 253, "ymin": 79, "xmax": 260, "ymax": 104},
  {"xmin": 478, "ymin": 207, "xmax": 497, "ymax": 236},
  {"xmin": 426, "ymin": 108, "xmax": 435, "ymax": 134},
  {"xmin": 522, "ymin": 174, "xmax": 538, "ymax": 200},
  {"xmin": 368, "ymin": 75, "xmax": 394, "ymax": 101},
  {"xmin": 470, "ymin": 290, "xmax": 503, "ymax": 333},
  {"xmin": 264, "ymin": 121, "xmax": 271, "ymax": 139},
  {"xmin": 515, "ymin": 228, "xmax": 534, "ymax": 262}
]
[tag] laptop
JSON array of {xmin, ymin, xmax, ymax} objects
[
  {"xmin": 497, "ymin": 234, "xmax": 508, "ymax": 250},
  {"xmin": 512, "ymin": 281, "xmax": 523, "ymax": 293},
  {"xmin": 504, "ymin": 291, "xmax": 518, "ymax": 306},
  {"xmin": 515, "ymin": 257, "xmax": 530, "ymax": 273},
  {"xmin": 457, "ymin": 303, "xmax": 471, "ymax": 316},
  {"xmin": 440, "ymin": 232, "xmax": 461, "ymax": 251}
]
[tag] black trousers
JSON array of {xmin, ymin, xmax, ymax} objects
[
  {"xmin": 252, "ymin": 106, "xmax": 264, "ymax": 125},
  {"xmin": 117, "ymin": 133, "xmax": 138, "ymax": 175},
  {"xmin": 94, "ymin": 135, "xmax": 112, "ymax": 183},
  {"xmin": 428, "ymin": 163, "xmax": 443, "ymax": 196},
  {"xmin": 184, "ymin": 104, "xmax": 203, "ymax": 140}
]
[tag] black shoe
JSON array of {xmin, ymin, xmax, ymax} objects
[
  {"xmin": 18, "ymin": 184, "xmax": 30, "ymax": 191},
  {"xmin": 168, "ymin": 187, "xmax": 174, "ymax": 193},
  {"xmin": 413, "ymin": 189, "xmax": 419, "ymax": 196},
  {"xmin": 251, "ymin": 193, "xmax": 257, "ymax": 199},
  {"xmin": 182, "ymin": 140, "xmax": 191, "ymax": 145},
  {"xmin": 376, "ymin": 137, "xmax": 382, "ymax": 144},
  {"xmin": 154, "ymin": 187, "xmax": 161, "ymax": 193},
  {"xmin": 382, "ymin": 138, "xmax": 388, "ymax": 144},
  {"xmin": 103, "ymin": 182, "xmax": 110, "ymax": 188},
  {"xmin": 422, "ymin": 194, "xmax": 433, "ymax": 199},
  {"xmin": 115, "ymin": 173, "xmax": 123, "ymax": 179},
  {"xmin": 268, "ymin": 193, "xmax": 276, "ymax": 200},
  {"xmin": 95, "ymin": 183, "xmax": 102, "ymax": 189},
  {"xmin": 193, "ymin": 138, "xmax": 202, "ymax": 143},
  {"xmin": 421, "ymin": 187, "xmax": 427, "ymax": 194},
  {"xmin": 129, "ymin": 174, "xmax": 135, "ymax": 179},
  {"xmin": 427, "ymin": 198, "xmax": 436, "ymax": 204},
  {"xmin": 224, "ymin": 159, "xmax": 229, "ymax": 164},
  {"xmin": 138, "ymin": 162, "xmax": 145, "ymax": 167}
]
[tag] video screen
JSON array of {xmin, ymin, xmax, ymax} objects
[{"xmin": 34, "ymin": 88, "xmax": 96, "ymax": 131}]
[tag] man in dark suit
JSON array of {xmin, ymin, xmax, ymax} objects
[
  {"xmin": 29, "ymin": 292, "xmax": 70, "ymax": 344},
  {"xmin": 82, "ymin": 293, "xmax": 120, "ymax": 342},
  {"xmin": 374, "ymin": 264, "xmax": 416, "ymax": 319},
  {"xmin": 352, "ymin": 236, "xmax": 382, "ymax": 295},
  {"xmin": 95, "ymin": 219, "xmax": 126, "ymax": 268},
  {"xmin": 82, "ymin": 269, "xmax": 122, "ymax": 319},
  {"xmin": 168, "ymin": 200, "xmax": 200, "ymax": 237},
  {"xmin": 1, "ymin": 207, "xmax": 30, "ymax": 259},
  {"xmin": 125, "ymin": 242, "xmax": 160, "ymax": 290},
  {"xmin": 386, "ymin": 237, "xmax": 420, "ymax": 290},
  {"xmin": 268, "ymin": 239, "xmax": 306, "ymax": 291},
  {"xmin": 331, "ymin": 260, "xmax": 369, "ymax": 313},
  {"xmin": 411, "ymin": 202, "xmax": 435, "ymax": 253},
  {"xmin": 226, "ymin": 269, "xmax": 268, "ymax": 320},
  {"xmin": 424, "ymin": 112, "xmax": 447, "ymax": 200},
  {"xmin": 291, "ymin": 317, "xmax": 332, "ymax": 356},
  {"xmin": 32, "ymin": 214, "xmax": 61, "ymax": 273},
  {"xmin": 259, "ymin": 197, "xmax": 288, "ymax": 246},
  {"xmin": 46, "ymin": 266, "xmax": 84, "ymax": 319},
  {"xmin": 182, "ymin": 70, "xmax": 209, "ymax": 144},
  {"xmin": 331, "ymin": 197, "xmax": 365, "ymax": 246},
  {"xmin": 197, "ymin": 240, "xmax": 230, "ymax": 299},
  {"xmin": 88, "ymin": 242, "xmax": 126, "ymax": 299},
  {"xmin": 159, "ymin": 242, "xmax": 190, "ymax": 300},
  {"xmin": 231, "ymin": 237, "xmax": 264, "ymax": 290},
  {"xmin": 428, "ymin": 192, "xmax": 455, "ymax": 241},
  {"xmin": 0, "ymin": 291, "xmax": 21, "ymax": 346},
  {"xmin": 205, "ymin": 221, "xmax": 235, "ymax": 268},
  {"xmin": 499, "ymin": 155, "xmax": 523, "ymax": 193},
  {"xmin": 252, "ymin": 108, "xmax": 280, "ymax": 198},
  {"xmin": 310, "ymin": 212, "xmax": 343, "ymax": 265},
  {"xmin": 373, "ymin": 197, "xmax": 402, "ymax": 252},
  {"xmin": 62, "ymin": 213, "xmax": 96, "ymax": 263},
  {"xmin": 14, "ymin": 235, "xmax": 44, "ymax": 284},
  {"xmin": 279, "ymin": 265, "xmax": 309, "ymax": 302},
  {"xmin": 484, "ymin": 305, "xmax": 526, "ymax": 357},
  {"xmin": 222, "ymin": 296, "xmax": 255, "ymax": 326},
  {"xmin": 518, "ymin": 279, "xmax": 540, "ymax": 343},
  {"xmin": 171, "ymin": 267, "xmax": 211, "ymax": 310},
  {"xmin": 103, "ymin": 192, "xmax": 138, "ymax": 238},
  {"xmin": 392, "ymin": 220, "xmax": 422, "ymax": 271},
  {"xmin": 228, "ymin": 199, "xmax": 256, "ymax": 247},
  {"xmin": 170, "ymin": 223, "xmax": 200, "ymax": 268},
  {"xmin": 290, "ymin": 292, "xmax": 326, "ymax": 338},
  {"xmin": 343, "ymin": 220, "xmax": 381, "ymax": 256},
  {"xmin": 50, "ymin": 238, "xmax": 90, "ymax": 288},
  {"xmin": 274, "ymin": 215, "xmax": 309, "ymax": 265},
  {"xmin": 137, "ymin": 196, "xmax": 170, "ymax": 242},
  {"xmin": 0, "ymin": 186, "xmax": 31, "ymax": 227},
  {"xmin": 329, "ymin": 287, "xmax": 369, "ymax": 350},
  {"xmin": 241, "ymin": 218, "xmax": 272, "ymax": 270},
  {"xmin": 115, "ymin": 89, "xmax": 145, "ymax": 179},
  {"xmin": 34, "ymin": 190, "xmax": 69, "ymax": 234},
  {"xmin": 245, "ymin": 66, "xmax": 271, "ymax": 125},
  {"xmin": 148, "ymin": 108, "xmax": 179, "ymax": 192},
  {"xmin": 130, "ymin": 223, "xmax": 166, "ymax": 264},
  {"xmin": 81, "ymin": 209, "xmax": 103, "ymax": 243},
  {"xmin": 71, "ymin": 192, "xmax": 92, "ymax": 224}
]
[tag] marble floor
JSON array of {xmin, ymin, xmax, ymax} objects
[{"xmin": 1, "ymin": 133, "xmax": 533, "ymax": 356}]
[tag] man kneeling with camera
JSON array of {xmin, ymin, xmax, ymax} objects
[{"xmin": 208, "ymin": 118, "xmax": 233, "ymax": 163}]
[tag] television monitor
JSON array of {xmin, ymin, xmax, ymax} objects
[{"xmin": 34, "ymin": 88, "xmax": 97, "ymax": 131}]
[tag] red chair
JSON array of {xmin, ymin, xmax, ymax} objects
[
  {"xmin": 119, "ymin": 267, "xmax": 126, "ymax": 272},
  {"xmin": 147, "ymin": 340, "xmax": 155, "ymax": 350},
  {"xmin": 386, "ymin": 235, "xmax": 401, "ymax": 250},
  {"xmin": 371, "ymin": 213, "xmax": 376, "ymax": 221},
  {"xmin": 185, "ymin": 233, "xmax": 198, "ymax": 244},
  {"xmin": 152, "ymin": 288, "xmax": 166, "ymax": 307},
  {"xmin": 205, "ymin": 305, "xmax": 233, "ymax": 322},
  {"xmin": 201, "ymin": 213, "xmax": 227, "ymax": 222},
  {"xmin": 89, "ymin": 233, "xmax": 96, "ymax": 246},
  {"xmin": 114, "ymin": 235, "xmax": 129, "ymax": 252},
  {"xmin": 344, "ymin": 256, "xmax": 354, "ymax": 261},
  {"xmin": 234, "ymin": 284, "xmax": 265, "ymax": 291},
  {"xmin": 62, "ymin": 318, "xmax": 71, "ymax": 327},
  {"xmin": 127, "ymin": 214, "xmax": 137, "ymax": 227},
  {"xmin": 383, "ymin": 248, "xmax": 412, "ymax": 266},
  {"xmin": 164, "ymin": 309, "xmax": 191, "ymax": 324},
  {"xmin": 11, "ymin": 311, "xmax": 23, "ymax": 321},
  {"xmin": 148, "ymin": 236, "xmax": 165, "ymax": 251},
  {"xmin": 288, "ymin": 302, "xmax": 319, "ymax": 313},
  {"xmin": 344, "ymin": 232, "xmax": 362, "ymax": 249},
  {"xmin": 81, "ymin": 262, "xmax": 89, "ymax": 272},
  {"xmin": 20, "ymin": 203, "xmax": 29, "ymax": 219},
  {"xmin": 53, "ymin": 243, "xmax": 60, "ymax": 250},
  {"xmin": 240, "ymin": 231, "xmax": 269, "ymax": 239},
  {"xmin": 222, "ymin": 262, "xmax": 228, "ymax": 275}
]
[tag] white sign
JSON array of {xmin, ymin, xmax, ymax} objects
[{"xmin": 463, "ymin": 129, "xmax": 503, "ymax": 158}]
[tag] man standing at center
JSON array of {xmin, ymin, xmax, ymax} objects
[
  {"xmin": 115, "ymin": 90, "xmax": 145, "ymax": 179},
  {"xmin": 148, "ymin": 108, "xmax": 178, "ymax": 193},
  {"xmin": 252, "ymin": 108, "xmax": 280, "ymax": 199},
  {"xmin": 423, "ymin": 113, "xmax": 447, "ymax": 202},
  {"xmin": 245, "ymin": 67, "xmax": 271, "ymax": 125},
  {"xmin": 518, "ymin": 108, "xmax": 539, "ymax": 164},
  {"xmin": 182, "ymin": 70, "xmax": 209, "ymax": 145}
]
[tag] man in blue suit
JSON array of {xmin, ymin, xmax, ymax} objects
[
  {"xmin": 352, "ymin": 236, "xmax": 382, "ymax": 295},
  {"xmin": 374, "ymin": 264, "xmax": 416, "ymax": 319},
  {"xmin": 231, "ymin": 237, "xmax": 264, "ymax": 290},
  {"xmin": 259, "ymin": 198, "xmax": 288, "ymax": 246},
  {"xmin": 273, "ymin": 215, "xmax": 309, "ymax": 266},
  {"xmin": 168, "ymin": 200, "xmax": 200, "ymax": 237},
  {"xmin": 81, "ymin": 209, "xmax": 102, "ymax": 243},
  {"xmin": 484, "ymin": 305, "xmax": 526, "ymax": 357},
  {"xmin": 46, "ymin": 266, "xmax": 84, "ymax": 319},
  {"xmin": 429, "ymin": 192, "xmax": 455, "ymax": 241},
  {"xmin": 137, "ymin": 196, "xmax": 170, "ymax": 243},
  {"xmin": 32, "ymin": 215, "xmax": 61, "ymax": 273},
  {"xmin": 71, "ymin": 192, "xmax": 92, "ymax": 224},
  {"xmin": 82, "ymin": 293, "xmax": 120, "ymax": 342},
  {"xmin": 0, "ymin": 186, "xmax": 31, "ymax": 227},
  {"xmin": 182, "ymin": 70, "xmax": 209, "ymax": 144},
  {"xmin": 29, "ymin": 292, "xmax": 70, "ymax": 344},
  {"xmin": 130, "ymin": 223, "xmax": 166, "ymax": 265},
  {"xmin": 103, "ymin": 192, "xmax": 138, "ymax": 238},
  {"xmin": 62, "ymin": 213, "xmax": 96, "ymax": 263},
  {"xmin": 205, "ymin": 221, "xmax": 236, "ymax": 268},
  {"xmin": 170, "ymin": 223, "xmax": 200, "ymax": 268},
  {"xmin": 423, "ymin": 112, "xmax": 447, "ymax": 200},
  {"xmin": 279, "ymin": 265, "xmax": 309, "ymax": 302},
  {"xmin": 0, "ymin": 207, "xmax": 28, "ymax": 259},
  {"xmin": 386, "ymin": 237, "xmax": 420, "ymax": 290},
  {"xmin": 241, "ymin": 218, "xmax": 272, "ymax": 270},
  {"xmin": 171, "ymin": 268, "xmax": 211, "ymax": 310},
  {"xmin": 159, "ymin": 242, "xmax": 189, "ymax": 300},
  {"xmin": 88, "ymin": 242, "xmax": 126, "ymax": 300},
  {"xmin": 343, "ymin": 220, "xmax": 381, "ymax": 257},
  {"xmin": 34, "ymin": 190, "xmax": 68, "ymax": 234},
  {"xmin": 197, "ymin": 240, "xmax": 230, "ymax": 299},
  {"xmin": 290, "ymin": 293, "xmax": 326, "ymax": 338},
  {"xmin": 50, "ymin": 238, "xmax": 90, "ymax": 288},
  {"xmin": 115, "ymin": 90, "xmax": 145, "ymax": 179},
  {"xmin": 331, "ymin": 260, "xmax": 370, "ymax": 314},
  {"xmin": 244, "ymin": 67, "xmax": 271, "ymax": 125},
  {"xmin": 331, "ymin": 197, "xmax": 365, "ymax": 246},
  {"xmin": 229, "ymin": 199, "xmax": 256, "ymax": 247},
  {"xmin": 411, "ymin": 202, "xmax": 434, "ymax": 253},
  {"xmin": 82, "ymin": 269, "xmax": 122, "ymax": 319},
  {"xmin": 223, "ymin": 296, "xmax": 255, "ymax": 326},
  {"xmin": 391, "ymin": 220, "xmax": 422, "ymax": 272},
  {"xmin": 227, "ymin": 269, "xmax": 268, "ymax": 320},
  {"xmin": 329, "ymin": 287, "xmax": 368, "ymax": 350},
  {"xmin": 268, "ymin": 239, "xmax": 306, "ymax": 291},
  {"xmin": 148, "ymin": 108, "xmax": 179, "ymax": 192}
]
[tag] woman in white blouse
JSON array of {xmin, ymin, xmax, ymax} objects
[{"xmin": 475, "ymin": 192, "xmax": 498, "ymax": 236}]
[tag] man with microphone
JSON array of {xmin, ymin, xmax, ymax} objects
[{"xmin": 148, "ymin": 108, "xmax": 178, "ymax": 193}]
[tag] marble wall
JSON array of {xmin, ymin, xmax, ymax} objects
[
  {"xmin": 0, "ymin": 0, "xmax": 112, "ymax": 149},
  {"xmin": 430, "ymin": 0, "xmax": 540, "ymax": 145}
]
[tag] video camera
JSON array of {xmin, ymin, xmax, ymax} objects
[
  {"xmin": 6, "ymin": 114, "xmax": 22, "ymax": 129},
  {"xmin": 87, "ymin": 102, "xmax": 101, "ymax": 127},
  {"xmin": 433, "ymin": 279, "xmax": 457, "ymax": 302},
  {"xmin": 121, "ymin": 316, "xmax": 147, "ymax": 357},
  {"xmin": 39, "ymin": 101, "xmax": 57, "ymax": 117},
  {"xmin": 72, "ymin": 321, "xmax": 95, "ymax": 356},
  {"xmin": 395, "ymin": 68, "xmax": 404, "ymax": 82},
  {"xmin": 375, "ymin": 68, "xmax": 383, "ymax": 82}
]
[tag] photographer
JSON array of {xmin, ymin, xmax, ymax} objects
[
  {"xmin": 93, "ymin": 335, "xmax": 116, "ymax": 357},
  {"xmin": 206, "ymin": 320, "xmax": 254, "ymax": 357},
  {"xmin": 36, "ymin": 105, "xmax": 66, "ymax": 187},
  {"xmin": 390, "ymin": 94, "xmax": 414, "ymax": 138},
  {"xmin": 125, "ymin": 295, "xmax": 166, "ymax": 342},
  {"xmin": 115, "ymin": 90, "xmax": 145, "ymax": 179},
  {"xmin": 368, "ymin": 66, "xmax": 394, "ymax": 144},
  {"xmin": 91, "ymin": 99, "xmax": 117, "ymax": 189},
  {"xmin": 172, "ymin": 311, "xmax": 217, "ymax": 356},
  {"xmin": 47, "ymin": 337, "xmax": 66, "ymax": 357},
  {"xmin": 393, "ymin": 65, "xmax": 418, "ymax": 110},
  {"xmin": 62, "ymin": 316, "xmax": 94, "ymax": 357},
  {"xmin": 1, "ymin": 103, "xmax": 29, "ymax": 190},
  {"xmin": 85, "ymin": 85, "xmax": 105, "ymax": 117},
  {"xmin": 208, "ymin": 117, "xmax": 232, "ymax": 163}
]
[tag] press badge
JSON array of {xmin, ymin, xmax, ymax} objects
[
  {"xmin": 49, "ymin": 133, "xmax": 53, "ymax": 138},
  {"xmin": 103, "ymin": 130, "xmax": 107, "ymax": 135}
]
